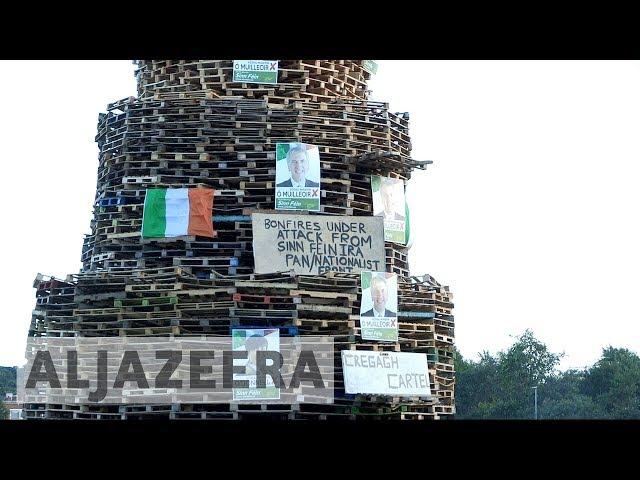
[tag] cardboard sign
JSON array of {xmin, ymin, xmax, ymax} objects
[
  {"xmin": 341, "ymin": 351, "xmax": 431, "ymax": 396},
  {"xmin": 252, "ymin": 213, "xmax": 385, "ymax": 275}
]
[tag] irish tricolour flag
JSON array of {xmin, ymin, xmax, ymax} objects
[{"xmin": 142, "ymin": 188, "xmax": 215, "ymax": 238}]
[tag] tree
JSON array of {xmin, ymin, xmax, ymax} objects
[
  {"xmin": 453, "ymin": 346, "xmax": 468, "ymax": 373},
  {"xmin": 0, "ymin": 401, "xmax": 7, "ymax": 420},
  {"xmin": 582, "ymin": 347, "xmax": 640, "ymax": 419},
  {"xmin": 454, "ymin": 338, "xmax": 640, "ymax": 419},
  {"xmin": 454, "ymin": 330, "xmax": 562, "ymax": 419},
  {"xmin": 455, "ymin": 350, "xmax": 501, "ymax": 418},
  {"xmin": 539, "ymin": 393, "xmax": 602, "ymax": 419},
  {"xmin": 0, "ymin": 366, "xmax": 17, "ymax": 396},
  {"xmin": 498, "ymin": 329, "xmax": 562, "ymax": 389},
  {"xmin": 493, "ymin": 330, "xmax": 563, "ymax": 418},
  {"xmin": 538, "ymin": 370, "xmax": 604, "ymax": 419}
]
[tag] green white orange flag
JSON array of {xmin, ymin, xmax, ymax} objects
[{"xmin": 142, "ymin": 188, "xmax": 215, "ymax": 238}]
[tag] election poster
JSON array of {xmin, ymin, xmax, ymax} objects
[
  {"xmin": 362, "ymin": 60, "xmax": 378, "ymax": 75},
  {"xmin": 360, "ymin": 271, "xmax": 398, "ymax": 342},
  {"xmin": 232, "ymin": 328, "xmax": 280, "ymax": 401},
  {"xmin": 232, "ymin": 60, "xmax": 279, "ymax": 84},
  {"xmin": 275, "ymin": 142, "xmax": 321, "ymax": 212},
  {"xmin": 372, "ymin": 175, "xmax": 407, "ymax": 244}
]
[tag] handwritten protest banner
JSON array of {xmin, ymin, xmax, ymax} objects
[
  {"xmin": 341, "ymin": 351, "xmax": 432, "ymax": 396},
  {"xmin": 252, "ymin": 213, "xmax": 385, "ymax": 275}
]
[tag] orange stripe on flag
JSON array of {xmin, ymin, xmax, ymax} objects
[{"xmin": 187, "ymin": 188, "xmax": 215, "ymax": 238}]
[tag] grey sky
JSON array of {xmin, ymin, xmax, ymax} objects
[{"xmin": 1, "ymin": 60, "xmax": 638, "ymax": 370}]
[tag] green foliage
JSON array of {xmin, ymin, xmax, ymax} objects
[
  {"xmin": 456, "ymin": 331, "xmax": 561, "ymax": 419},
  {"xmin": 0, "ymin": 401, "xmax": 7, "ymax": 420},
  {"xmin": 539, "ymin": 393, "xmax": 603, "ymax": 419},
  {"xmin": 537, "ymin": 370, "xmax": 605, "ymax": 419},
  {"xmin": 0, "ymin": 366, "xmax": 17, "ymax": 396},
  {"xmin": 455, "ymin": 333, "xmax": 640, "ymax": 419},
  {"xmin": 455, "ymin": 350, "xmax": 501, "ymax": 419},
  {"xmin": 498, "ymin": 330, "xmax": 562, "ymax": 388},
  {"xmin": 581, "ymin": 347, "xmax": 640, "ymax": 419},
  {"xmin": 453, "ymin": 346, "xmax": 467, "ymax": 373}
]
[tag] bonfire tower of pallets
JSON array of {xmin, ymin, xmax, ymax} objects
[{"xmin": 26, "ymin": 60, "xmax": 455, "ymax": 419}]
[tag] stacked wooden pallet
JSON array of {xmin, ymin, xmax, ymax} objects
[
  {"xmin": 25, "ymin": 59, "xmax": 454, "ymax": 420},
  {"xmin": 25, "ymin": 269, "xmax": 453, "ymax": 419},
  {"xmin": 84, "ymin": 95, "xmax": 419, "ymax": 277},
  {"xmin": 134, "ymin": 60, "xmax": 373, "ymax": 104}
]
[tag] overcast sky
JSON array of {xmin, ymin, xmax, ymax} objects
[{"xmin": 1, "ymin": 60, "xmax": 638, "ymax": 370}]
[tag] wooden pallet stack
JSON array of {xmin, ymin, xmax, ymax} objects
[
  {"xmin": 25, "ymin": 60, "xmax": 454, "ymax": 420},
  {"xmin": 134, "ymin": 60, "xmax": 373, "ymax": 104},
  {"xmin": 84, "ymin": 96, "xmax": 418, "ymax": 277}
]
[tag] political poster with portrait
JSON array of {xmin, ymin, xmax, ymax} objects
[
  {"xmin": 359, "ymin": 271, "xmax": 398, "ymax": 342},
  {"xmin": 275, "ymin": 142, "xmax": 321, "ymax": 212},
  {"xmin": 371, "ymin": 175, "xmax": 406, "ymax": 244},
  {"xmin": 232, "ymin": 328, "xmax": 280, "ymax": 401},
  {"xmin": 232, "ymin": 60, "xmax": 279, "ymax": 84}
]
